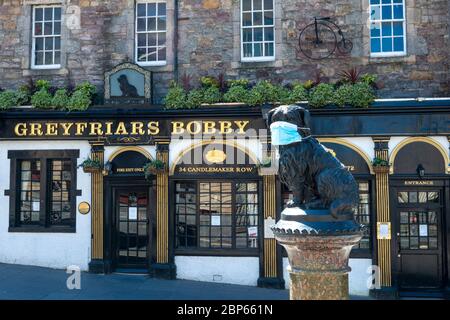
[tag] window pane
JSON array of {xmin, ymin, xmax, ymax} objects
[
  {"xmin": 44, "ymin": 7, "xmax": 53, "ymax": 20},
  {"xmin": 243, "ymin": 28, "xmax": 252, "ymax": 42},
  {"xmin": 393, "ymin": 5, "xmax": 403, "ymax": 19},
  {"xmin": 137, "ymin": 3, "xmax": 146, "ymax": 17},
  {"xmin": 54, "ymin": 22, "xmax": 61, "ymax": 35},
  {"xmin": 253, "ymin": 0, "xmax": 262, "ymax": 10},
  {"xmin": 137, "ymin": 18, "xmax": 146, "ymax": 31},
  {"xmin": 158, "ymin": 3, "xmax": 166, "ymax": 16},
  {"xmin": 392, "ymin": 22, "xmax": 403, "ymax": 36},
  {"xmin": 253, "ymin": 12, "xmax": 262, "ymax": 25},
  {"xmin": 158, "ymin": 46, "xmax": 166, "ymax": 61},
  {"xmin": 370, "ymin": 6, "xmax": 381, "ymax": 20},
  {"xmin": 34, "ymin": 23, "xmax": 42, "ymax": 35},
  {"xmin": 381, "ymin": 5, "xmax": 392, "ymax": 19},
  {"xmin": 381, "ymin": 22, "xmax": 392, "ymax": 36},
  {"xmin": 264, "ymin": 42, "xmax": 274, "ymax": 56},
  {"xmin": 263, "ymin": 11, "xmax": 273, "ymax": 25},
  {"xmin": 45, "ymin": 37, "xmax": 53, "ymax": 50},
  {"xmin": 138, "ymin": 33, "xmax": 147, "ymax": 47},
  {"xmin": 371, "ymin": 38, "xmax": 381, "ymax": 53},
  {"xmin": 370, "ymin": 23, "xmax": 380, "ymax": 37},
  {"xmin": 242, "ymin": 13, "xmax": 252, "ymax": 26},
  {"xmin": 242, "ymin": 0, "xmax": 251, "ymax": 11},
  {"xmin": 264, "ymin": 0, "xmax": 273, "ymax": 10},
  {"xmin": 35, "ymin": 8, "xmax": 43, "ymax": 21},
  {"xmin": 147, "ymin": 18, "xmax": 156, "ymax": 31},
  {"xmin": 148, "ymin": 3, "xmax": 157, "ymax": 16},
  {"xmin": 157, "ymin": 17, "xmax": 166, "ymax": 30},
  {"xmin": 148, "ymin": 33, "xmax": 157, "ymax": 46},
  {"xmin": 382, "ymin": 37, "xmax": 392, "ymax": 52}
]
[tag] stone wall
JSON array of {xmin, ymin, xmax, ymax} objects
[{"xmin": 0, "ymin": 0, "xmax": 449, "ymax": 103}]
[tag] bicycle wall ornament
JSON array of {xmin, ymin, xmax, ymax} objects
[{"xmin": 299, "ymin": 17, "xmax": 353, "ymax": 60}]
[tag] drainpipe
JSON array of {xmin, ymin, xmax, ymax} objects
[{"xmin": 173, "ymin": 0, "xmax": 179, "ymax": 82}]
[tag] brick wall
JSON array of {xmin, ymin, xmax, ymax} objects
[{"xmin": 0, "ymin": 0, "xmax": 449, "ymax": 103}]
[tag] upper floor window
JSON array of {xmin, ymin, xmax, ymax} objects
[
  {"xmin": 241, "ymin": 0, "xmax": 275, "ymax": 62},
  {"xmin": 8, "ymin": 150, "xmax": 79, "ymax": 233},
  {"xmin": 136, "ymin": 1, "xmax": 167, "ymax": 66},
  {"xmin": 32, "ymin": 6, "xmax": 62, "ymax": 69},
  {"xmin": 369, "ymin": 0, "xmax": 406, "ymax": 57}
]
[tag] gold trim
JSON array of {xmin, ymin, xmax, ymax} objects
[
  {"xmin": 91, "ymin": 149, "xmax": 104, "ymax": 260},
  {"xmin": 263, "ymin": 175, "xmax": 277, "ymax": 278},
  {"xmin": 318, "ymin": 138, "xmax": 374, "ymax": 174},
  {"xmin": 389, "ymin": 137, "xmax": 449, "ymax": 174},
  {"xmin": 169, "ymin": 140, "xmax": 259, "ymax": 176},
  {"xmin": 156, "ymin": 149, "xmax": 169, "ymax": 263},
  {"xmin": 108, "ymin": 146, "xmax": 154, "ymax": 162}
]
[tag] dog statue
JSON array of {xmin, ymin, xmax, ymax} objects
[
  {"xmin": 268, "ymin": 105, "xmax": 359, "ymax": 218},
  {"xmin": 117, "ymin": 74, "xmax": 139, "ymax": 97}
]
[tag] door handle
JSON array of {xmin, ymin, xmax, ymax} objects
[{"xmin": 396, "ymin": 232, "xmax": 401, "ymax": 257}]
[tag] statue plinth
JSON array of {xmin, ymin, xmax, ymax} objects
[{"xmin": 272, "ymin": 207, "xmax": 363, "ymax": 300}]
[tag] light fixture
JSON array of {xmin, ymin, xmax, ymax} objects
[
  {"xmin": 103, "ymin": 161, "xmax": 112, "ymax": 176},
  {"xmin": 417, "ymin": 164, "xmax": 425, "ymax": 178}
]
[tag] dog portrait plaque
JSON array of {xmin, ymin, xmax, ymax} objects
[{"xmin": 104, "ymin": 62, "xmax": 152, "ymax": 104}]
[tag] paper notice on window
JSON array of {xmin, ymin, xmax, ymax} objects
[
  {"xmin": 211, "ymin": 215, "xmax": 221, "ymax": 226},
  {"xmin": 419, "ymin": 224, "xmax": 428, "ymax": 237},
  {"xmin": 32, "ymin": 201, "xmax": 40, "ymax": 212},
  {"xmin": 128, "ymin": 207, "xmax": 137, "ymax": 220},
  {"xmin": 264, "ymin": 217, "xmax": 275, "ymax": 239},
  {"xmin": 248, "ymin": 226, "xmax": 258, "ymax": 238}
]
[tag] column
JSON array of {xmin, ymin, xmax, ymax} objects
[
  {"xmin": 372, "ymin": 137, "xmax": 393, "ymax": 292},
  {"xmin": 89, "ymin": 141, "xmax": 106, "ymax": 273},
  {"xmin": 152, "ymin": 141, "xmax": 176, "ymax": 279},
  {"xmin": 257, "ymin": 145, "xmax": 285, "ymax": 289}
]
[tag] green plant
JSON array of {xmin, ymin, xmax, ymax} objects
[
  {"xmin": 308, "ymin": 83, "xmax": 335, "ymax": 108},
  {"xmin": 186, "ymin": 89, "xmax": 204, "ymax": 109},
  {"xmin": 257, "ymin": 158, "xmax": 272, "ymax": 168},
  {"xmin": 164, "ymin": 82, "xmax": 187, "ymax": 109},
  {"xmin": 75, "ymin": 81, "xmax": 96, "ymax": 97},
  {"xmin": 0, "ymin": 90, "xmax": 19, "ymax": 109},
  {"xmin": 303, "ymin": 80, "xmax": 315, "ymax": 90},
  {"xmin": 288, "ymin": 83, "xmax": 309, "ymax": 103},
  {"xmin": 360, "ymin": 73, "xmax": 378, "ymax": 86},
  {"xmin": 223, "ymin": 85, "xmax": 248, "ymax": 103},
  {"xmin": 52, "ymin": 89, "xmax": 70, "ymax": 109},
  {"xmin": 333, "ymin": 83, "xmax": 375, "ymax": 108},
  {"xmin": 200, "ymin": 76, "xmax": 219, "ymax": 88},
  {"xmin": 143, "ymin": 159, "xmax": 166, "ymax": 179},
  {"xmin": 35, "ymin": 79, "xmax": 50, "ymax": 90},
  {"xmin": 78, "ymin": 157, "xmax": 103, "ymax": 170},
  {"xmin": 246, "ymin": 80, "xmax": 284, "ymax": 105},
  {"xmin": 372, "ymin": 157, "xmax": 389, "ymax": 167},
  {"xmin": 227, "ymin": 79, "xmax": 249, "ymax": 88},
  {"xmin": 201, "ymin": 86, "xmax": 222, "ymax": 104},
  {"xmin": 66, "ymin": 90, "xmax": 91, "ymax": 111},
  {"xmin": 31, "ymin": 88, "xmax": 53, "ymax": 109}
]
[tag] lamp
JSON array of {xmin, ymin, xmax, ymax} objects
[
  {"xmin": 417, "ymin": 164, "xmax": 425, "ymax": 178},
  {"xmin": 103, "ymin": 161, "xmax": 112, "ymax": 176}
]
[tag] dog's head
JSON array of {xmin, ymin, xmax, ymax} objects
[
  {"xmin": 267, "ymin": 105, "xmax": 311, "ymax": 136},
  {"xmin": 117, "ymin": 74, "xmax": 128, "ymax": 84}
]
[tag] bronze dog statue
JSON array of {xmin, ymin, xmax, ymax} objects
[{"xmin": 268, "ymin": 105, "xmax": 359, "ymax": 218}]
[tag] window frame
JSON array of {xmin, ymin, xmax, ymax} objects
[
  {"xmin": 174, "ymin": 179, "xmax": 262, "ymax": 256},
  {"xmin": 240, "ymin": 0, "xmax": 276, "ymax": 62},
  {"xmin": 135, "ymin": 0, "xmax": 168, "ymax": 67},
  {"xmin": 369, "ymin": 0, "xmax": 407, "ymax": 58},
  {"xmin": 31, "ymin": 5, "xmax": 62, "ymax": 70},
  {"xmin": 8, "ymin": 150, "xmax": 79, "ymax": 233}
]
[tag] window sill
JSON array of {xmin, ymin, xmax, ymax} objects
[
  {"xmin": 9, "ymin": 226, "xmax": 76, "ymax": 233},
  {"xmin": 31, "ymin": 65, "xmax": 61, "ymax": 70},
  {"xmin": 232, "ymin": 59, "xmax": 282, "ymax": 69},
  {"xmin": 175, "ymin": 248, "xmax": 259, "ymax": 257},
  {"xmin": 23, "ymin": 67, "xmax": 68, "ymax": 77}
]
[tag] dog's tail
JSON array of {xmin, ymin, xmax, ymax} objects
[{"xmin": 330, "ymin": 197, "xmax": 356, "ymax": 218}]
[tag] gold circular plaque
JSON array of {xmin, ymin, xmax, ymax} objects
[
  {"xmin": 78, "ymin": 202, "xmax": 91, "ymax": 215},
  {"xmin": 205, "ymin": 149, "xmax": 227, "ymax": 163}
]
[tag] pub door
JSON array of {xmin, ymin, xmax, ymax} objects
[
  {"xmin": 113, "ymin": 187, "xmax": 151, "ymax": 270},
  {"xmin": 392, "ymin": 183, "xmax": 446, "ymax": 291}
]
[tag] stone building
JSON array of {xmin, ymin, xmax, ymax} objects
[{"xmin": 0, "ymin": 0, "xmax": 450, "ymax": 299}]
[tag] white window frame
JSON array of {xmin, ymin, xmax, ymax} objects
[
  {"xmin": 31, "ymin": 5, "xmax": 62, "ymax": 70},
  {"xmin": 240, "ymin": 0, "xmax": 275, "ymax": 62},
  {"xmin": 369, "ymin": 0, "xmax": 407, "ymax": 58},
  {"xmin": 135, "ymin": 0, "xmax": 167, "ymax": 67}
]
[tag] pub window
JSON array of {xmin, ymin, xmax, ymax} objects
[
  {"xmin": 282, "ymin": 181, "xmax": 372, "ymax": 250},
  {"xmin": 136, "ymin": 0, "xmax": 167, "ymax": 66},
  {"xmin": 176, "ymin": 181, "xmax": 259, "ymax": 251},
  {"xmin": 32, "ymin": 5, "xmax": 62, "ymax": 69},
  {"xmin": 8, "ymin": 150, "xmax": 79, "ymax": 232},
  {"xmin": 241, "ymin": 0, "xmax": 275, "ymax": 62},
  {"xmin": 369, "ymin": 0, "xmax": 406, "ymax": 57}
]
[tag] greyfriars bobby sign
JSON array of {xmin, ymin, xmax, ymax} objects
[{"xmin": 104, "ymin": 62, "xmax": 152, "ymax": 104}]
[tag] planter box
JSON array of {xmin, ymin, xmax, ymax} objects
[
  {"xmin": 372, "ymin": 166, "xmax": 390, "ymax": 174},
  {"xmin": 258, "ymin": 167, "xmax": 278, "ymax": 176},
  {"xmin": 83, "ymin": 166, "xmax": 102, "ymax": 174}
]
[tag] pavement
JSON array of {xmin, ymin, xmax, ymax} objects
[{"xmin": 0, "ymin": 263, "xmax": 290, "ymax": 300}]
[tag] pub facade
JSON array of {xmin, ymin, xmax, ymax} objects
[{"xmin": 0, "ymin": 0, "xmax": 449, "ymax": 298}]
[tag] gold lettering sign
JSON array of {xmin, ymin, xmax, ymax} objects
[
  {"xmin": 404, "ymin": 180, "xmax": 434, "ymax": 186},
  {"xmin": 116, "ymin": 168, "xmax": 145, "ymax": 173},
  {"xmin": 12, "ymin": 120, "xmax": 252, "ymax": 138},
  {"xmin": 177, "ymin": 166, "xmax": 255, "ymax": 174}
]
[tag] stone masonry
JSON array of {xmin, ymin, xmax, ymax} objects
[{"xmin": 0, "ymin": 0, "xmax": 449, "ymax": 103}]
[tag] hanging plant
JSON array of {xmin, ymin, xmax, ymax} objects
[
  {"xmin": 256, "ymin": 158, "xmax": 277, "ymax": 175},
  {"xmin": 78, "ymin": 157, "xmax": 103, "ymax": 173},
  {"xmin": 372, "ymin": 157, "xmax": 390, "ymax": 167},
  {"xmin": 143, "ymin": 159, "xmax": 166, "ymax": 179}
]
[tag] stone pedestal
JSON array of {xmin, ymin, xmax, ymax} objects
[{"xmin": 272, "ymin": 207, "xmax": 362, "ymax": 300}]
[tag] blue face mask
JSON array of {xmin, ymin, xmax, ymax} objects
[{"xmin": 270, "ymin": 121, "xmax": 307, "ymax": 146}]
